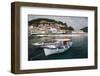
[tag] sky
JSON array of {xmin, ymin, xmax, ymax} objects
[{"xmin": 28, "ymin": 15, "xmax": 88, "ymax": 31}]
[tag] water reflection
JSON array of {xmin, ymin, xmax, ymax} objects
[{"xmin": 28, "ymin": 33, "xmax": 88, "ymax": 60}]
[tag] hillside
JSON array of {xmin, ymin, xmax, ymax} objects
[
  {"xmin": 80, "ymin": 27, "xmax": 88, "ymax": 32},
  {"xmin": 28, "ymin": 18, "xmax": 67, "ymax": 27}
]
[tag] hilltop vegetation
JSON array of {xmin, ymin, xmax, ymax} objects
[
  {"xmin": 80, "ymin": 27, "xmax": 88, "ymax": 32},
  {"xmin": 28, "ymin": 18, "xmax": 74, "ymax": 31},
  {"xmin": 29, "ymin": 18, "xmax": 67, "ymax": 26}
]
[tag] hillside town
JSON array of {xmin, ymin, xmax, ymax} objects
[{"xmin": 28, "ymin": 19, "xmax": 74, "ymax": 35}]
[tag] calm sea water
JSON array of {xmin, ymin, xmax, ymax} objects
[{"xmin": 28, "ymin": 33, "xmax": 88, "ymax": 61}]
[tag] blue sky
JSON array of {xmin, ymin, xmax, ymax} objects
[{"xmin": 28, "ymin": 15, "xmax": 88, "ymax": 31}]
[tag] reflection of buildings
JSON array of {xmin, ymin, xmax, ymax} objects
[{"xmin": 28, "ymin": 20, "xmax": 68, "ymax": 34}]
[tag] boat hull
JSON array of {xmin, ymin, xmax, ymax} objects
[{"xmin": 44, "ymin": 42, "xmax": 72, "ymax": 56}]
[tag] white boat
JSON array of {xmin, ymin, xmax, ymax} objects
[
  {"xmin": 43, "ymin": 39, "xmax": 72, "ymax": 56},
  {"xmin": 33, "ymin": 38, "xmax": 72, "ymax": 56}
]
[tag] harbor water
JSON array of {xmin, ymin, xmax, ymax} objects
[{"xmin": 28, "ymin": 33, "xmax": 88, "ymax": 61}]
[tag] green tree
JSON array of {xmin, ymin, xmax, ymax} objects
[
  {"xmin": 80, "ymin": 27, "xmax": 88, "ymax": 32},
  {"xmin": 68, "ymin": 26, "xmax": 74, "ymax": 31}
]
